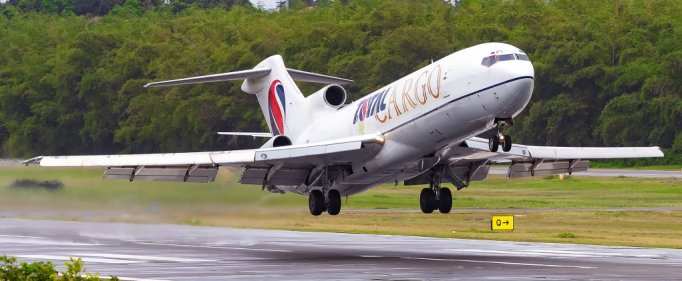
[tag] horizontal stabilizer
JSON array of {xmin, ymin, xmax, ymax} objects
[
  {"xmin": 145, "ymin": 67, "xmax": 353, "ymax": 88},
  {"xmin": 144, "ymin": 68, "xmax": 272, "ymax": 88},
  {"xmin": 217, "ymin": 132, "xmax": 273, "ymax": 138},
  {"xmin": 286, "ymin": 68, "xmax": 353, "ymax": 85}
]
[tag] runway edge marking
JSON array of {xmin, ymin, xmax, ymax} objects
[{"xmin": 402, "ymin": 257, "xmax": 596, "ymax": 269}]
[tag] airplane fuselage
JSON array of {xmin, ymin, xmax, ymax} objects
[{"xmin": 291, "ymin": 43, "xmax": 535, "ymax": 195}]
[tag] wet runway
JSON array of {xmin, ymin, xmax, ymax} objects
[{"xmin": 2, "ymin": 218, "xmax": 682, "ymax": 280}]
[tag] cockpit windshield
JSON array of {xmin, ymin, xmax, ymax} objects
[{"xmin": 481, "ymin": 53, "xmax": 530, "ymax": 67}]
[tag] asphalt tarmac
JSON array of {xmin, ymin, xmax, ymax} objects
[{"xmin": 2, "ymin": 218, "xmax": 682, "ymax": 280}]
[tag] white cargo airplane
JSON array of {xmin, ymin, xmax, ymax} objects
[{"xmin": 24, "ymin": 43, "xmax": 663, "ymax": 216}]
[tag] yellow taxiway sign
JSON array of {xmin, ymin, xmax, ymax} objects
[{"xmin": 491, "ymin": 215, "xmax": 514, "ymax": 231}]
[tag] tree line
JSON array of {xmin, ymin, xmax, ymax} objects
[{"xmin": 0, "ymin": 0, "xmax": 681, "ymax": 165}]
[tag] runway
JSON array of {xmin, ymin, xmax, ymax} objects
[
  {"xmin": 2, "ymin": 219, "xmax": 682, "ymax": 280},
  {"xmin": 490, "ymin": 167, "xmax": 682, "ymax": 178}
]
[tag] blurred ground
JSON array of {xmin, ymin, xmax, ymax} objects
[{"xmin": 1, "ymin": 166, "xmax": 682, "ymax": 248}]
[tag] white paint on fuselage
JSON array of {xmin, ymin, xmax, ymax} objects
[{"xmin": 289, "ymin": 43, "xmax": 535, "ymax": 195}]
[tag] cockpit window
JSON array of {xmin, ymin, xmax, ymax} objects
[
  {"xmin": 481, "ymin": 56, "xmax": 490, "ymax": 66},
  {"xmin": 481, "ymin": 53, "xmax": 516, "ymax": 67},
  {"xmin": 515, "ymin": 53, "xmax": 530, "ymax": 61},
  {"xmin": 498, "ymin": 54, "xmax": 515, "ymax": 62}
]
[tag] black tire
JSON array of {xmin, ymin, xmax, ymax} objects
[
  {"xmin": 502, "ymin": 135, "xmax": 512, "ymax": 152},
  {"xmin": 438, "ymin": 188, "xmax": 452, "ymax": 214},
  {"xmin": 308, "ymin": 190, "xmax": 325, "ymax": 216},
  {"xmin": 326, "ymin": 189, "xmax": 341, "ymax": 216},
  {"xmin": 420, "ymin": 188, "xmax": 436, "ymax": 214},
  {"xmin": 489, "ymin": 136, "xmax": 499, "ymax": 152}
]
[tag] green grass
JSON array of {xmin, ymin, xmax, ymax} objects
[
  {"xmin": 2, "ymin": 166, "xmax": 682, "ymax": 248},
  {"xmin": 4, "ymin": 167, "xmax": 682, "ymax": 211}
]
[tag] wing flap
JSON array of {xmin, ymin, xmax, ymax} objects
[
  {"xmin": 507, "ymin": 160, "xmax": 589, "ymax": 178},
  {"xmin": 103, "ymin": 166, "xmax": 218, "ymax": 183}
]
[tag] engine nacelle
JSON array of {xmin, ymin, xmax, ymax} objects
[
  {"xmin": 261, "ymin": 135, "xmax": 292, "ymax": 148},
  {"xmin": 308, "ymin": 84, "xmax": 347, "ymax": 109}
]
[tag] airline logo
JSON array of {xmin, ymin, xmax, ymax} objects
[
  {"xmin": 268, "ymin": 80, "xmax": 286, "ymax": 135},
  {"xmin": 353, "ymin": 65, "xmax": 442, "ymax": 125}
]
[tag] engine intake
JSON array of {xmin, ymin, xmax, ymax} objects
[
  {"xmin": 261, "ymin": 135, "xmax": 292, "ymax": 148},
  {"xmin": 323, "ymin": 85, "xmax": 347, "ymax": 107},
  {"xmin": 272, "ymin": 135, "xmax": 292, "ymax": 147}
]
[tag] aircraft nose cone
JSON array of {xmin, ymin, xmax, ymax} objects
[
  {"xmin": 503, "ymin": 59, "xmax": 534, "ymax": 80},
  {"xmin": 496, "ymin": 61, "xmax": 535, "ymax": 117}
]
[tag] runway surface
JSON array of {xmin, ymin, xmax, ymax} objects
[
  {"xmin": 490, "ymin": 167, "xmax": 682, "ymax": 178},
  {"xmin": 2, "ymin": 219, "xmax": 682, "ymax": 280}
]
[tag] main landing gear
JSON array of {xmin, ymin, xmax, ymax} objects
[
  {"xmin": 309, "ymin": 189, "xmax": 341, "ymax": 216},
  {"xmin": 489, "ymin": 118, "xmax": 513, "ymax": 152},
  {"xmin": 419, "ymin": 165, "xmax": 452, "ymax": 214}
]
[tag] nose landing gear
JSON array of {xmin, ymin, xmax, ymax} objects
[{"xmin": 489, "ymin": 118, "xmax": 513, "ymax": 152}]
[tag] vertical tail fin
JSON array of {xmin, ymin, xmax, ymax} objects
[{"xmin": 241, "ymin": 55, "xmax": 306, "ymax": 140}]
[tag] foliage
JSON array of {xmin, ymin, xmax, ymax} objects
[
  {"xmin": 0, "ymin": 0, "xmax": 681, "ymax": 160},
  {"xmin": 0, "ymin": 255, "xmax": 118, "ymax": 280}
]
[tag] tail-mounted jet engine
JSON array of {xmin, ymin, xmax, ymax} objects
[
  {"xmin": 309, "ymin": 84, "xmax": 347, "ymax": 109},
  {"xmin": 261, "ymin": 135, "xmax": 292, "ymax": 148}
]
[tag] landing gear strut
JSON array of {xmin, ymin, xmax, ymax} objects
[
  {"xmin": 489, "ymin": 118, "xmax": 513, "ymax": 152},
  {"xmin": 308, "ymin": 167, "xmax": 342, "ymax": 216},
  {"xmin": 419, "ymin": 165, "xmax": 452, "ymax": 214}
]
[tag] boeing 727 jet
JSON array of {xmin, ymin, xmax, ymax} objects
[{"xmin": 24, "ymin": 43, "xmax": 663, "ymax": 216}]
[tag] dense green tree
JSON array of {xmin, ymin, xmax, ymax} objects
[{"xmin": 0, "ymin": 0, "xmax": 681, "ymax": 164}]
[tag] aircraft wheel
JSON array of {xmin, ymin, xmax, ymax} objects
[
  {"xmin": 438, "ymin": 188, "xmax": 452, "ymax": 214},
  {"xmin": 489, "ymin": 136, "xmax": 499, "ymax": 152},
  {"xmin": 308, "ymin": 190, "xmax": 325, "ymax": 216},
  {"xmin": 326, "ymin": 189, "xmax": 341, "ymax": 216},
  {"xmin": 502, "ymin": 135, "xmax": 512, "ymax": 152},
  {"xmin": 420, "ymin": 188, "xmax": 436, "ymax": 214}
]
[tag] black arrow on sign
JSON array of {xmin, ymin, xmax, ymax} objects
[{"xmin": 503, "ymin": 220, "xmax": 509, "ymax": 225}]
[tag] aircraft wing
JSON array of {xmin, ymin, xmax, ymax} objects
[
  {"xmin": 442, "ymin": 137, "xmax": 663, "ymax": 179},
  {"xmin": 23, "ymin": 134, "xmax": 384, "ymax": 183}
]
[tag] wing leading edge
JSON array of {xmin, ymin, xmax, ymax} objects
[
  {"xmin": 440, "ymin": 137, "xmax": 663, "ymax": 180},
  {"xmin": 23, "ymin": 134, "xmax": 384, "ymax": 183}
]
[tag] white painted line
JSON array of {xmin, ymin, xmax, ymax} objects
[
  {"xmin": 447, "ymin": 248, "xmax": 589, "ymax": 258},
  {"xmin": 527, "ymin": 249, "xmax": 658, "ymax": 258},
  {"xmin": 133, "ymin": 241, "xmax": 291, "ymax": 253},
  {"xmin": 0, "ymin": 238, "xmax": 94, "ymax": 246},
  {"xmin": 403, "ymin": 257, "xmax": 596, "ymax": 269},
  {"xmin": 72, "ymin": 253, "xmax": 216, "ymax": 263},
  {"xmin": 16, "ymin": 254, "xmax": 144, "ymax": 264},
  {"xmin": 447, "ymin": 248, "xmax": 659, "ymax": 259},
  {"xmin": 0, "ymin": 234, "xmax": 45, "ymax": 239},
  {"xmin": 116, "ymin": 277, "xmax": 170, "ymax": 281}
]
